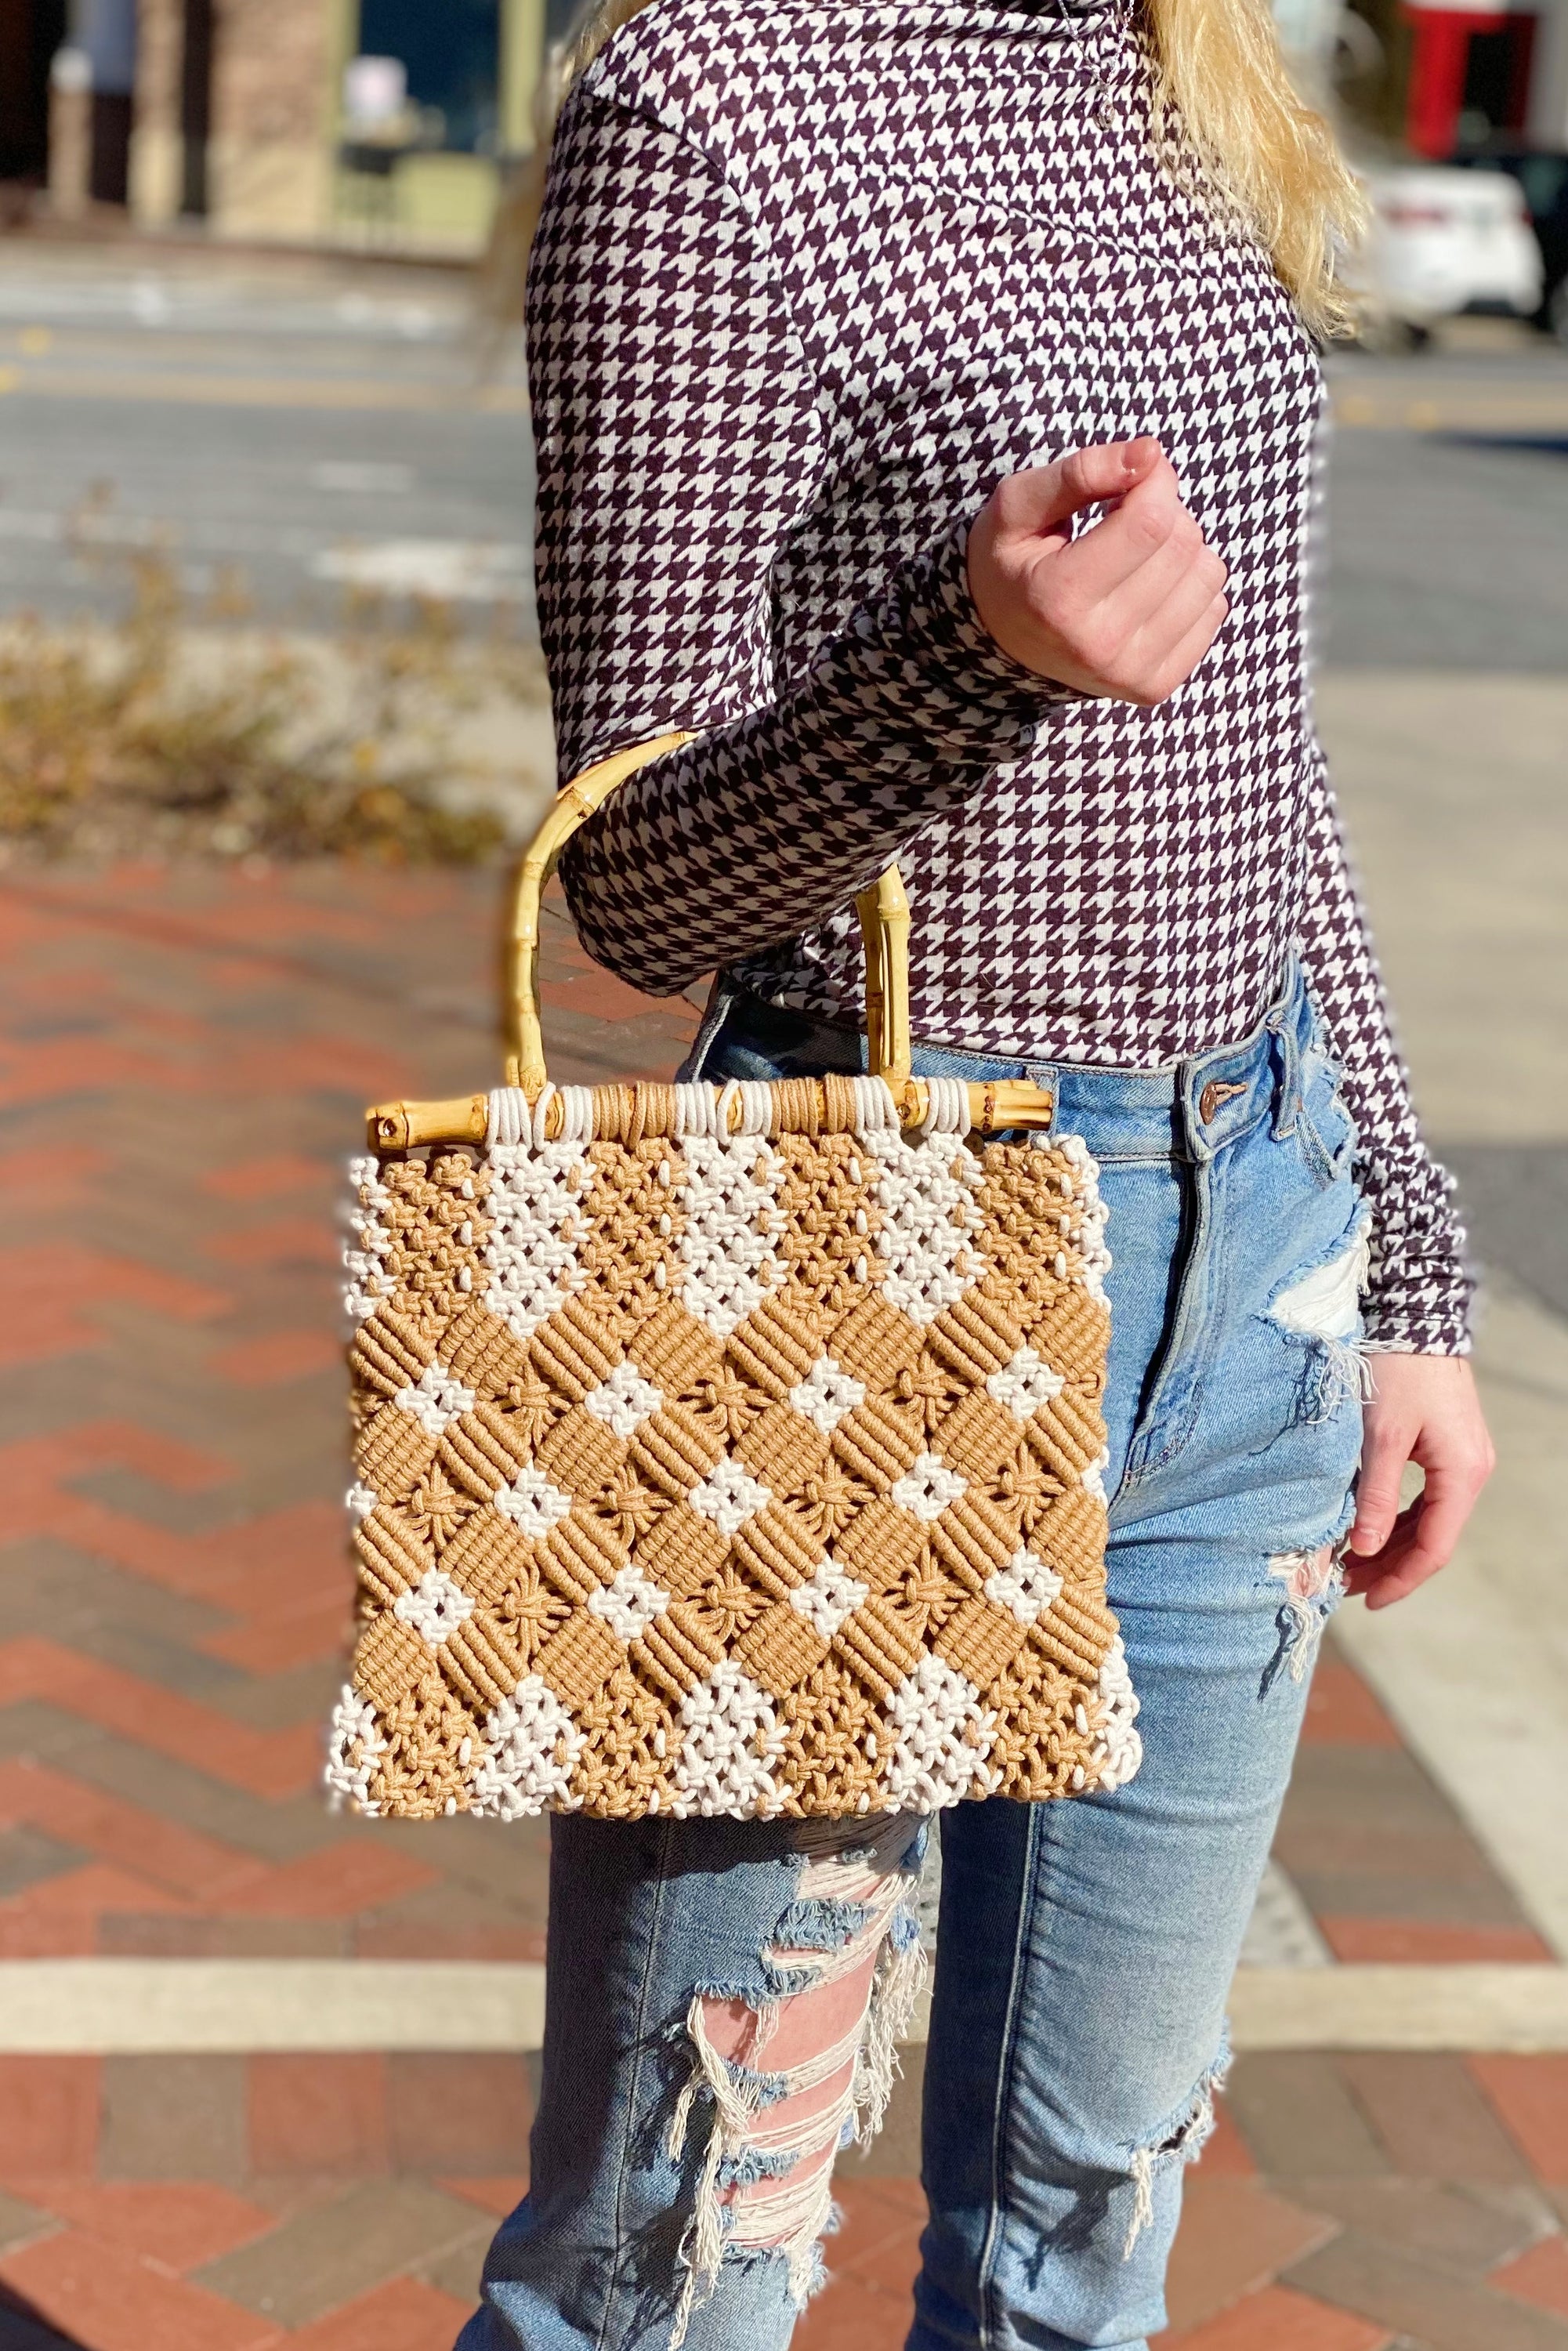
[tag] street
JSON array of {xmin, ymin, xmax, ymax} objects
[
  {"xmin": 1325, "ymin": 335, "xmax": 1568, "ymax": 670},
  {"xmin": 0, "ymin": 247, "xmax": 1566, "ymax": 665},
  {"xmin": 0, "ymin": 248, "xmax": 533, "ymax": 628}
]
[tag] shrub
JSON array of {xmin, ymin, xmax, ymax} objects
[{"xmin": 0, "ymin": 555, "xmax": 545, "ymax": 864}]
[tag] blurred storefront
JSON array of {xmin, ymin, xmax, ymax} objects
[
  {"xmin": 1396, "ymin": 0, "xmax": 1563, "ymax": 155},
  {"xmin": 0, "ymin": 0, "xmax": 67, "ymax": 188},
  {"xmin": 13, "ymin": 0, "xmax": 1568, "ymax": 246},
  {"xmin": 1326, "ymin": 0, "xmax": 1568, "ymax": 155},
  {"xmin": 6, "ymin": 0, "xmax": 549, "ymax": 251}
]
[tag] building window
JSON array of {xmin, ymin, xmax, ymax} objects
[{"xmin": 356, "ymin": 0, "xmax": 502, "ymax": 154}]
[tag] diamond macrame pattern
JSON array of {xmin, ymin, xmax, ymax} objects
[{"xmin": 331, "ymin": 1123, "xmax": 1140, "ymax": 1822}]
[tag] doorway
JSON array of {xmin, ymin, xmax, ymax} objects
[
  {"xmin": 1458, "ymin": 14, "xmax": 1536, "ymax": 142},
  {"xmin": 357, "ymin": 0, "xmax": 501, "ymax": 152},
  {"xmin": 0, "ymin": 0, "xmax": 70, "ymax": 185},
  {"xmin": 180, "ymin": 0, "xmax": 215, "ymax": 215}
]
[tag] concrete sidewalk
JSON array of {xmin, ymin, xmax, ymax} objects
[
  {"xmin": 1317, "ymin": 670, "xmax": 1568, "ymax": 1965},
  {"xmin": 0, "ymin": 665, "xmax": 1564, "ymax": 2349}
]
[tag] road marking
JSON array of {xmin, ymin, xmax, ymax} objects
[
  {"xmin": 0, "ymin": 510, "xmax": 532, "ymax": 601},
  {"xmin": 0, "ymin": 359, "xmax": 1559, "ymax": 433},
  {"xmin": 1331, "ymin": 388, "xmax": 1568, "ymax": 433},
  {"xmin": 0, "ymin": 365, "xmax": 527, "ymax": 413},
  {"xmin": 1, "ymin": 1959, "xmax": 1564, "ymax": 2054},
  {"xmin": 0, "ymin": 1961, "xmax": 548, "ymax": 2052},
  {"xmin": 310, "ymin": 460, "xmax": 416, "ymax": 494},
  {"xmin": 0, "ymin": 509, "xmax": 168, "ymax": 547},
  {"xmin": 310, "ymin": 538, "xmax": 531, "ymax": 600}
]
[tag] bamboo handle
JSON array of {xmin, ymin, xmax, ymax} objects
[
  {"xmin": 362, "ymin": 732, "xmax": 1056, "ymax": 1144},
  {"xmin": 369, "ymin": 1094, "xmax": 490, "ymax": 1150},
  {"xmin": 855, "ymin": 867, "xmax": 913, "ymax": 1106},
  {"xmin": 503, "ymin": 730, "xmax": 693, "ymax": 1089},
  {"xmin": 502, "ymin": 732, "xmax": 921, "ymax": 1104},
  {"xmin": 366, "ymin": 1074, "xmax": 1056, "ymax": 1150}
]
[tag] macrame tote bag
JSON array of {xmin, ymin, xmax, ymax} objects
[{"xmin": 327, "ymin": 733, "xmax": 1142, "ymax": 1824}]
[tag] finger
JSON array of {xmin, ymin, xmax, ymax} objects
[
  {"xmin": 1348, "ymin": 1411, "xmax": 1416, "ymax": 1558},
  {"xmin": 1070, "ymin": 506, "xmax": 1208, "ymax": 638},
  {"xmin": 1341, "ymin": 1498, "xmax": 1418, "ymax": 1596},
  {"xmin": 1342, "ymin": 1496, "xmax": 1419, "ymax": 1585},
  {"xmin": 1362, "ymin": 1498, "xmax": 1458, "ymax": 1607},
  {"xmin": 1121, "ymin": 590, "xmax": 1229, "ymax": 705},
  {"xmin": 1366, "ymin": 1561, "xmax": 1440, "ymax": 1610},
  {"xmin": 1050, "ymin": 465, "xmax": 1186, "ymax": 603},
  {"xmin": 1052, "ymin": 437, "xmax": 1168, "ymax": 524},
  {"xmin": 995, "ymin": 439, "xmax": 1169, "ymax": 540},
  {"xmin": 1100, "ymin": 531, "xmax": 1227, "ymax": 657},
  {"xmin": 1358, "ymin": 1452, "xmax": 1485, "ymax": 1608},
  {"xmin": 1368, "ymin": 1451, "xmax": 1488, "ymax": 1601}
]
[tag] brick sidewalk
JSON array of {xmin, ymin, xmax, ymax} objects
[
  {"xmin": 1, "ymin": 860, "xmax": 1564, "ymax": 2350},
  {"xmin": 3, "ymin": 2050, "xmax": 1566, "ymax": 2348},
  {"xmin": 809, "ymin": 2049, "xmax": 1568, "ymax": 2351}
]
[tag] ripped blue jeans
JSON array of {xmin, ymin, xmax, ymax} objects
[{"xmin": 458, "ymin": 962, "xmax": 1367, "ymax": 2351}]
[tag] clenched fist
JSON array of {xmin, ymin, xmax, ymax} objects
[{"xmin": 967, "ymin": 438, "xmax": 1229, "ymax": 706}]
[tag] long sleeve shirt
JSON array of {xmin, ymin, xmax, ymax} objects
[{"xmin": 526, "ymin": 0, "xmax": 1471, "ymax": 1352}]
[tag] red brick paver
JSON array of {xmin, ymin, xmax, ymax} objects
[
  {"xmin": 796, "ymin": 2179, "xmax": 924, "ymax": 2349},
  {"xmin": 0, "ymin": 2227, "xmax": 280, "ymax": 2351},
  {"xmin": 0, "ymin": 2056, "xmax": 103, "ymax": 2181},
  {"xmin": 437, "ymin": 2178, "xmax": 529, "ymax": 2221},
  {"xmin": 1497, "ymin": 2238, "xmax": 1568, "ymax": 2321},
  {"xmin": 21, "ymin": 2183, "xmax": 277, "ymax": 2271},
  {"xmin": 0, "ymin": 858, "xmax": 1541, "ymax": 1976},
  {"xmin": 0, "ymin": 1975, "xmax": 1561, "ymax": 2342},
  {"xmin": 284, "ymin": 2277, "xmax": 474, "ymax": 2351},
  {"xmin": 248, "ymin": 2056, "xmax": 391, "ymax": 2179},
  {"xmin": 1164, "ymin": 2283, "xmax": 1393, "ymax": 2349},
  {"xmin": 0, "ymin": 1243, "xmax": 226, "ymax": 1370},
  {"xmin": 0, "ymin": 864, "xmax": 679, "ymax": 1976},
  {"xmin": 1468, "ymin": 2058, "xmax": 1568, "ymax": 2182}
]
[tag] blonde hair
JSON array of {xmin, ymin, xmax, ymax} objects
[
  {"xmin": 1148, "ymin": 0, "xmax": 1366, "ymax": 336},
  {"xmin": 486, "ymin": 0, "xmax": 1365, "ymax": 342}
]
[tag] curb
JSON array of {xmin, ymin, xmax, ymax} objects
[{"xmin": 5, "ymin": 1960, "xmax": 1568, "ymax": 2055}]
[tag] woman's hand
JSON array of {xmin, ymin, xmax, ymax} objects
[
  {"xmin": 966, "ymin": 437, "xmax": 1229, "ymax": 705},
  {"xmin": 1344, "ymin": 1354, "xmax": 1495, "ymax": 1610}
]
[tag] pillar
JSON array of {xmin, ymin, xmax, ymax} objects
[
  {"xmin": 129, "ymin": 0, "xmax": 183, "ymax": 221},
  {"xmin": 1403, "ymin": 5, "xmax": 1479, "ymax": 154},
  {"xmin": 47, "ymin": 42, "xmax": 91, "ymax": 217},
  {"xmin": 500, "ymin": 0, "xmax": 547, "ymax": 154}
]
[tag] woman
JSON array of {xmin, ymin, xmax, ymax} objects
[{"xmin": 460, "ymin": 0, "xmax": 1494, "ymax": 2342}]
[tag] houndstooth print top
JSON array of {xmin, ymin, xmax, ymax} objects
[{"xmin": 528, "ymin": 0, "xmax": 1470, "ymax": 1351}]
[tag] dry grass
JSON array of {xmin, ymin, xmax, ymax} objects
[{"xmin": 0, "ymin": 551, "xmax": 549, "ymax": 864}]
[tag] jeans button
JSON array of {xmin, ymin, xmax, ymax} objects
[{"xmin": 1199, "ymin": 1079, "xmax": 1248, "ymax": 1123}]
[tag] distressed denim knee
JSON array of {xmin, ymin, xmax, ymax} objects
[{"xmin": 459, "ymin": 1810, "xmax": 926, "ymax": 2351}]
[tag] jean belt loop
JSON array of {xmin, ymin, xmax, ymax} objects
[
  {"xmin": 1176, "ymin": 1056, "xmax": 1207, "ymax": 1162},
  {"xmin": 683, "ymin": 976, "xmax": 740, "ymax": 1084},
  {"xmin": 1269, "ymin": 984, "xmax": 1301, "ymax": 1140}
]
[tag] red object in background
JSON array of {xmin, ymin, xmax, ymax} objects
[{"xmin": 1402, "ymin": 3, "xmax": 1537, "ymax": 158}]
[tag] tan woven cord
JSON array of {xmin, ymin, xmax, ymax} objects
[{"xmin": 330, "ymin": 1102, "xmax": 1141, "ymax": 1822}]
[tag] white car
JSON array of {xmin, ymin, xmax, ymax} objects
[{"xmin": 1357, "ymin": 165, "xmax": 1542, "ymax": 331}]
